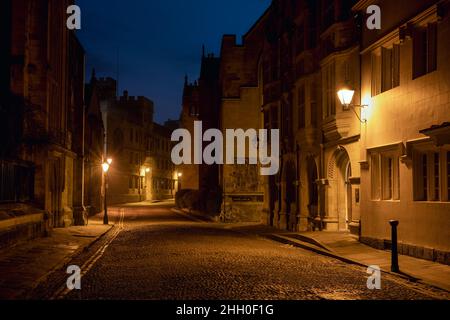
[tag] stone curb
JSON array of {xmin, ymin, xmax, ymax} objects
[
  {"xmin": 170, "ymin": 208, "xmax": 216, "ymax": 223},
  {"xmin": 16, "ymin": 222, "xmax": 115, "ymax": 299}
]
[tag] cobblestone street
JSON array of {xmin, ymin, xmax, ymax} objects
[{"xmin": 30, "ymin": 203, "xmax": 449, "ymax": 300}]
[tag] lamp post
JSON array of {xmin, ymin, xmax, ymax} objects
[
  {"xmin": 144, "ymin": 167, "xmax": 150, "ymax": 201},
  {"xmin": 102, "ymin": 159, "xmax": 112, "ymax": 225},
  {"xmin": 177, "ymin": 172, "xmax": 182, "ymax": 191},
  {"xmin": 337, "ymin": 86, "xmax": 368, "ymax": 123}
]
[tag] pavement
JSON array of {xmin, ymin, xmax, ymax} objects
[
  {"xmin": 223, "ymin": 224, "xmax": 450, "ymax": 293},
  {"xmin": 0, "ymin": 214, "xmax": 112, "ymax": 300}
]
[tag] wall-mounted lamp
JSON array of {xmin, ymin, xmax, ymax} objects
[
  {"xmin": 337, "ymin": 86, "xmax": 368, "ymax": 123},
  {"xmin": 102, "ymin": 162, "xmax": 110, "ymax": 173}
]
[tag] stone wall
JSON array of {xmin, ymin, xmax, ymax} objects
[{"xmin": 361, "ymin": 236, "xmax": 450, "ymax": 265}]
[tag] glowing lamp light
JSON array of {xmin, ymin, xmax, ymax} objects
[
  {"xmin": 145, "ymin": 168, "xmax": 150, "ymax": 173},
  {"xmin": 102, "ymin": 162, "xmax": 110, "ymax": 173},
  {"xmin": 337, "ymin": 88, "xmax": 355, "ymax": 109},
  {"xmin": 107, "ymin": 158, "xmax": 113, "ymax": 165},
  {"xmin": 178, "ymin": 172, "xmax": 183, "ymax": 177}
]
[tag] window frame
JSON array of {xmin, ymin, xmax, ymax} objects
[
  {"xmin": 412, "ymin": 22, "xmax": 437, "ymax": 79},
  {"xmin": 369, "ymin": 145, "xmax": 402, "ymax": 201},
  {"xmin": 371, "ymin": 42, "xmax": 400, "ymax": 97},
  {"xmin": 413, "ymin": 146, "xmax": 450, "ymax": 202}
]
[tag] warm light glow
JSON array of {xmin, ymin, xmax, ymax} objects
[
  {"xmin": 178, "ymin": 172, "xmax": 182, "ymax": 177},
  {"xmin": 145, "ymin": 168, "xmax": 150, "ymax": 173},
  {"xmin": 361, "ymin": 94, "xmax": 372, "ymax": 122},
  {"xmin": 107, "ymin": 158, "xmax": 113, "ymax": 165},
  {"xmin": 102, "ymin": 163, "xmax": 110, "ymax": 173},
  {"xmin": 337, "ymin": 88, "xmax": 355, "ymax": 107}
]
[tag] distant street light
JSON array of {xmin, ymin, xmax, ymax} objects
[
  {"xmin": 177, "ymin": 172, "xmax": 182, "ymax": 191},
  {"xmin": 102, "ymin": 162, "xmax": 110, "ymax": 173},
  {"xmin": 102, "ymin": 159, "xmax": 112, "ymax": 225}
]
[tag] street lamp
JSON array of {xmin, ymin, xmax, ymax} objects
[
  {"xmin": 102, "ymin": 159, "xmax": 112, "ymax": 225},
  {"xmin": 337, "ymin": 87, "xmax": 355, "ymax": 110},
  {"xmin": 177, "ymin": 172, "xmax": 182, "ymax": 191},
  {"xmin": 337, "ymin": 86, "xmax": 367, "ymax": 123}
]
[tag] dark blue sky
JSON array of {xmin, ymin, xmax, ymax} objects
[{"xmin": 77, "ymin": 0, "xmax": 271, "ymax": 124}]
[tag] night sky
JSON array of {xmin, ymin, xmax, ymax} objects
[{"xmin": 76, "ymin": 0, "xmax": 271, "ymax": 124}]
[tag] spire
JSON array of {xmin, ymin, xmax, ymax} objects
[
  {"xmin": 184, "ymin": 74, "xmax": 188, "ymax": 86},
  {"xmin": 202, "ymin": 44, "xmax": 205, "ymax": 58}
]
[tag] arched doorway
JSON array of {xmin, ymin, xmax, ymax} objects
[{"xmin": 328, "ymin": 147, "xmax": 352, "ymax": 231}]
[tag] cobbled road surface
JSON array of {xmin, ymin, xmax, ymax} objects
[{"xmin": 30, "ymin": 202, "xmax": 449, "ymax": 300}]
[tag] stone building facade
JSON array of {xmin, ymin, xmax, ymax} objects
[
  {"xmin": 182, "ymin": 0, "xmax": 449, "ymax": 263},
  {"xmin": 355, "ymin": 0, "xmax": 450, "ymax": 264},
  {"xmin": 103, "ymin": 87, "xmax": 154, "ymax": 204},
  {"xmin": 0, "ymin": 0, "xmax": 87, "ymax": 247},
  {"xmin": 144, "ymin": 123, "xmax": 177, "ymax": 201},
  {"xmin": 84, "ymin": 71, "xmax": 105, "ymax": 216},
  {"xmin": 218, "ymin": 23, "xmax": 267, "ymax": 222},
  {"xmin": 255, "ymin": 0, "xmax": 362, "ymax": 233},
  {"xmin": 179, "ymin": 52, "xmax": 221, "ymax": 192},
  {"xmin": 98, "ymin": 80, "xmax": 175, "ymax": 204}
]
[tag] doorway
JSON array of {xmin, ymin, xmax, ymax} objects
[{"xmin": 329, "ymin": 147, "xmax": 352, "ymax": 231}]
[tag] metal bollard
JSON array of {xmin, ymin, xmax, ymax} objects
[{"xmin": 389, "ymin": 220, "xmax": 399, "ymax": 272}]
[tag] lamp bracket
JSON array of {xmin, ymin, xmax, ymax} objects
[{"xmin": 346, "ymin": 104, "xmax": 367, "ymax": 124}]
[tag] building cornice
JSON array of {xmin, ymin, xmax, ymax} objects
[{"xmin": 361, "ymin": 3, "xmax": 441, "ymax": 54}]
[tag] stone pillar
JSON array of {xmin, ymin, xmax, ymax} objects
[
  {"xmin": 73, "ymin": 152, "xmax": 88, "ymax": 225},
  {"xmin": 262, "ymin": 176, "xmax": 272, "ymax": 225},
  {"xmin": 349, "ymin": 177, "xmax": 361, "ymax": 235},
  {"xmin": 322, "ymin": 179, "xmax": 339, "ymax": 231},
  {"xmin": 296, "ymin": 180, "xmax": 309, "ymax": 232},
  {"xmin": 62, "ymin": 155, "xmax": 75, "ymax": 227},
  {"xmin": 278, "ymin": 181, "xmax": 287, "ymax": 230},
  {"xmin": 273, "ymin": 200, "xmax": 280, "ymax": 228},
  {"xmin": 316, "ymin": 179, "xmax": 328, "ymax": 231}
]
